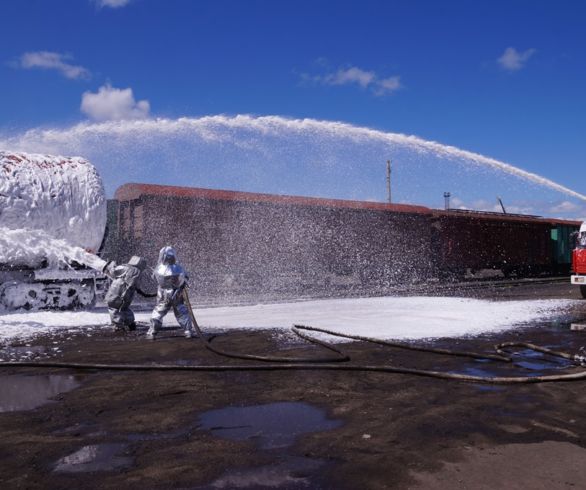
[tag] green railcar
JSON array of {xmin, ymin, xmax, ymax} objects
[{"xmin": 550, "ymin": 223, "xmax": 579, "ymax": 274}]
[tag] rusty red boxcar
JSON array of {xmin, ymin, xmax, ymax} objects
[
  {"xmin": 107, "ymin": 183, "xmax": 434, "ymax": 299},
  {"xmin": 102, "ymin": 183, "xmax": 580, "ymax": 301},
  {"xmin": 431, "ymin": 210, "xmax": 579, "ymax": 278}
]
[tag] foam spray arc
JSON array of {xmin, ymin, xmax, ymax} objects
[{"xmin": 1, "ymin": 115, "xmax": 585, "ymax": 203}]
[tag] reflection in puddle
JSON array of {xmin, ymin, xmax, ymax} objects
[
  {"xmin": 450, "ymin": 346, "xmax": 574, "ymax": 384},
  {"xmin": 0, "ymin": 374, "xmax": 81, "ymax": 412},
  {"xmin": 199, "ymin": 402, "xmax": 342, "ymax": 449},
  {"xmin": 513, "ymin": 348, "xmax": 572, "ymax": 373},
  {"xmin": 54, "ymin": 444, "xmax": 132, "ymax": 473},
  {"xmin": 205, "ymin": 456, "xmax": 323, "ymax": 489}
]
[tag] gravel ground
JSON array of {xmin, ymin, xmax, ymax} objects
[{"xmin": 1, "ymin": 281, "xmax": 585, "ymax": 489}]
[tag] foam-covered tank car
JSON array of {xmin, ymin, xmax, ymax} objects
[{"xmin": 0, "ymin": 151, "xmax": 107, "ymax": 310}]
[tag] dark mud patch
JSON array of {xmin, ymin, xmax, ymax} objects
[{"xmin": 0, "ymin": 344, "xmax": 53, "ymax": 362}]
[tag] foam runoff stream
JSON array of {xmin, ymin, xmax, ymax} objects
[{"xmin": 2, "ymin": 115, "xmax": 585, "ymax": 202}]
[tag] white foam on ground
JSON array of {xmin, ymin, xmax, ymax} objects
[
  {"xmin": 0, "ymin": 310, "xmax": 109, "ymax": 345},
  {"xmin": 0, "ymin": 296, "xmax": 577, "ymax": 345}
]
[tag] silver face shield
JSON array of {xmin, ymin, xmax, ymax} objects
[
  {"xmin": 158, "ymin": 246, "xmax": 177, "ymax": 265},
  {"xmin": 155, "ymin": 263, "xmax": 186, "ymax": 289}
]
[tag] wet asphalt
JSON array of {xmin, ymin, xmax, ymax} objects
[{"xmin": 1, "ymin": 281, "xmax": 586, "ymax": 489}]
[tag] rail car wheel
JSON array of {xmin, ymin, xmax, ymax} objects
[{"xmin": 581, "ymin": 285, "xmax": 586, "ymax": 299}]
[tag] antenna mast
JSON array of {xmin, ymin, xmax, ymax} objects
[{"xmin": 444, "ymin": 192, "xmax": 451, "ymax": 210}]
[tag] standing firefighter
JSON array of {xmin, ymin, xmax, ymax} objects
[
  {"xmin": 147, "ymin": 246, "xmax": 196, "ymax": 340},
  {"xmin": 103, "ymin": 256, "xmax": 147, "ymax": 330}
]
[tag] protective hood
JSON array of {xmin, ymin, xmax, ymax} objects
[{"xmin": 158, "ymin": 246, "xmax": 177, "ymax": 265}]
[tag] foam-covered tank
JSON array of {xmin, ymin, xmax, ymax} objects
[
  {"xmin": 0, "ymin": 151, "xmax": 107, "ymax": 267},
  {"xmin": 0, "ymin": 151, "xmax": 107, "ymax": 310}
]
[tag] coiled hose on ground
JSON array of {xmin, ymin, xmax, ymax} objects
[{"xmin": 1, "ymin": 289, "xmax": 585, "ymax": 384}]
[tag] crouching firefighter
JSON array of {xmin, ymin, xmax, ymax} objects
[
  {"xmin": 103, "ymin": 256, "xmax": 147, "ymax": 331},
  {"xmin": 147, "ymin": 246, "xmax": 196, "ymax": 340}
]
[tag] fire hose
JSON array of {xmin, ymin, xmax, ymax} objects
[{"xmin": 1, "ymin": 289, "xmax": 586, "ymax": 384}]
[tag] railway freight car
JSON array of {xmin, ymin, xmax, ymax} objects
[
  {"xmin": 431, "ymin": 209, "xmax": 579, "ymax": 278},
  {"xmin": 107, "ymin": 183, "xmax": 434, "ymax": 299},
  {"xmin": 103, "ymin": 183, "xmax": 580, "ymax": 301}
]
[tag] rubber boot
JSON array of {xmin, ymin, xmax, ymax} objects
[
  {"xmin": 113, "ymin": 323, "xmax": 127, "ymax": 332},
  {"xmin": 146, "ymin": 319, "xmax": 160, "ymax": 340}
]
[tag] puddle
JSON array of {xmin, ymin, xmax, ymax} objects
[
  {"xmin": 450, "ymin": 344, "xmax": 575, "ymax": 384},
  {"xmin": 512, "ymin": 348, "xmax": 572, "ymax": 373},
  {"xmin": 199, "ymin": 402, "xmax": 342, "ymax": 449},
  {"xmin": 202, "ymin": 456, "xmax": 324, "ymax": 489},
  {"xmin": 53, "ymin": 443, "xmax": 132, "ymax": 473},
  {"xmin": 0, "ymin": 374, "xmax": 81, "ymax": 412}
]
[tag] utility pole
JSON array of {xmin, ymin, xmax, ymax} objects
[
  {"xmin": 497, "ymin": 197, "xmax": 507, "ymax": 214},
  {"xmin": 444, "ymin": 192, "xmax": 451, "ymax": 210},
  {"xmin": 386, "ymin": 159, "xmax": 392, "ymax": 204}
]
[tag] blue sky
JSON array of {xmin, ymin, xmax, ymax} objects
[{"xmin": 1, "ymin": 0, "xmax": 585, "ymax": 216}]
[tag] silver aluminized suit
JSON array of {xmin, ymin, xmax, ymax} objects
[
  {"xmin": 103, "ymin": 256, "xmax": 146, "ymax": 329},
  {"xmin": 147, "ymin": 246, "xmax": 195, "ymax": 339}
]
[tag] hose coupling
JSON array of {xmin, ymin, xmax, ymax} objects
[{"xmin": 574, "ymin": 354, "xmax": 586, "ymax": 366}]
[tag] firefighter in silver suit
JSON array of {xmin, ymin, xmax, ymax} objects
[
  {"xmin": 103, "ymin": 256, "xmax": 147, "ymax": 330},
  {"xmin": 147, "ymin": 246, "xmax": 195, "ymax": 339}
]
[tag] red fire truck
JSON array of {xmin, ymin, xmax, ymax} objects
[{"xmin": 571, "ymin": 222, "xmax": 586, "ymax": 298}]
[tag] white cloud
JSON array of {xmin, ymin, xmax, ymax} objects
[
  {"xmin": 497, "ymin": 47, "xmax": 536, "ymax": 71},
  {"xmin": 325, "ymin": 67, "xmax": 376, "ymax": 88},
  {"xmin": 94, "ymin": 0, "xmax": 132, "ymax": 8},
  {"xmin": 304, "ymin": 64, "xmax": 401, "ymax": 96},
  {"xmin": 373, "ymin": 76, "xmax": 401, "ymax": 96},
  {"xmin": 17, "ymin": 51, "xmax": 91, "ymax": 80},
  {"xmin": 549, "ymin": 201, "xmax": 580, "ymax": 213},
  {"xmin": 80, "ymin": 84, "xmax": 150, "ymax": 121},
  {"xmin": 450, "ymin": 197, "xmax": 465, "ymax": 208}
]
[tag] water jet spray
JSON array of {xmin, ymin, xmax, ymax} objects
[{"xmin": 1, "ymin": 115, "xmax": 584, "ymax": 210}]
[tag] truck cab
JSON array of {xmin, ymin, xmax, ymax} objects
[{"xmin": 571, "ymin": 222, "xmax": 586, "ymax": 298}]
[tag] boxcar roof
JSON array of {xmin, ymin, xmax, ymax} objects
[
  {"xmin": 433, "ymin": 209, "xmax": 581, "ymax": 226},
  {"xmin": 115, "ymin": 183, "xmax": 433, "ymax": 215}
]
